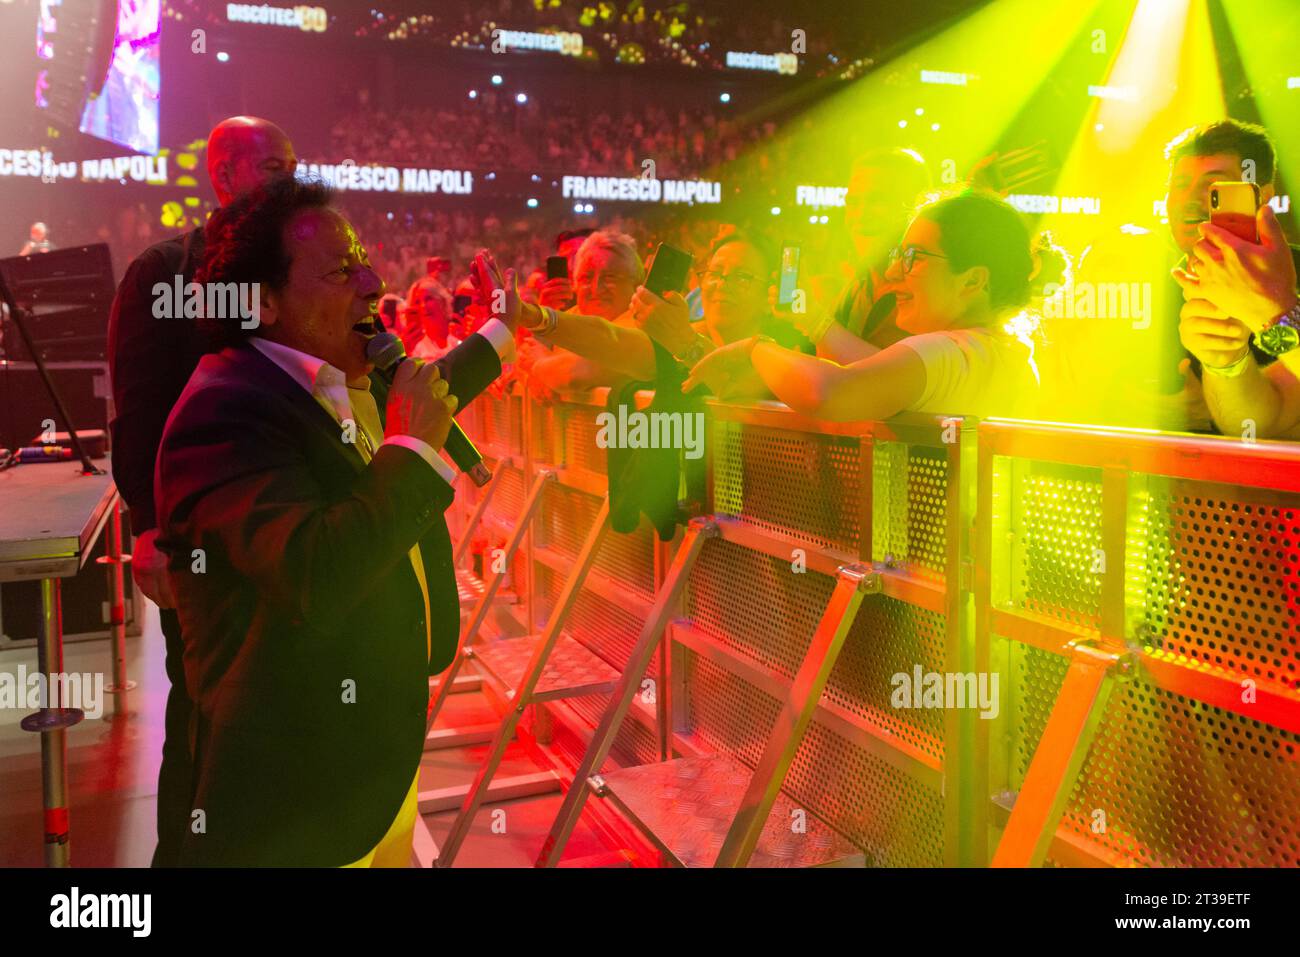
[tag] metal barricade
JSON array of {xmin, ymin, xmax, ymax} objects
[
  {"xmin": 448, "ymin": 387, "xmax": 1299, "ymax": 868},
  {"xmin": 662, "ymin": 403, "xmax": 974, "ymax": 866},
  {"xmin": 977, "ymin": 421, "xmax": 1300, "ymax": 867}
]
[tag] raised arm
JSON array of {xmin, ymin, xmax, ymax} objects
[{"xmin": 522, "ymin": 301, "xmax": 657, "ymax": 381}]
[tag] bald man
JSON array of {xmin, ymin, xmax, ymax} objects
[{"xmin": 106, "ymin": 116, "xmax": 296, "ymax": 866}]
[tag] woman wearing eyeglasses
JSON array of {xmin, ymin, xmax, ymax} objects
[
  {"xmin": 628, "ymin": 231, "xmax": 808, "ymax": 368},
  {"xmin": 683, "ymin": 190, "xmax": 1044, "ymax": 422}
]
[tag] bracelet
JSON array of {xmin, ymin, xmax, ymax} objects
[
  {"xmin": 528, "ymin": 304, "xmax": 559, "ymax": 345},
  {"xmin": 672, "ymin": 333, "xmax": 713, "ymax": 366},
  {"xmin": 1202, "ymin": 349, "xmax": 1252, "ymax": 378},
  {"xmin": 539, "ymin": 306, "xmax": 558, "ymax": 336}
]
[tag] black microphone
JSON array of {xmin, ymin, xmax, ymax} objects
[{"xmin": 366, "ymin": 332, "xmax": 492, "ymax": 487}]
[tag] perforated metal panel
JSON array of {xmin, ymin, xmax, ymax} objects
[
  {"xmin": 1007, "ymin": 461, "xmax": 1103, "ymax": 630},
  {"xmin": 871, "ymin": 441, "xmax": 949, "ymax": 583},
  {"xmin": 680, "ymin": 535, "xmax": 948, "ymax": 864},
  {"xmin": 1137, "ymin": 479, "xmax": 1299, "ymax": 690},
  {"xmin": 539, "ymin": 483, "xmax": 602, "ymax": 558},
  {"xmin": 826, "ymin": 594, "xmax": 948, "ymax": 762},
  {"xmin": 479, "ymin": 391, "xmax": 523, "ymax": 456},
  {"xmin": 486, "ymin": 464, "xmax": 526, "ymax": 522},
  {"xmin": 591, "ymin": 519, "xmax": 657, "ymax": 601},
  {"xmin": 535, "ymin": 482, "xmax": 656, "ymax": 599},
  {"xmin": 566, "ymin": 692, "xmax": 661, "ymax": 768},
  {"xmin": 562, "ymin": 401, "xmax": 608, "ymax": 475},
  {"xmin": 682, "ymin": 650, "xmax": 944, "ymax": 867},
  {"xmin": 686, "ymin": 537, "xmax": 830, "ymax": 681},
  {"xmin": 1010, "ymin": 646, "xmax": 1300, "ymax": 867},
  {"xmin": 996, "ymin": 442, "xmax": 1300, "ymax": 868},
  {"xmin": 536, "ymin": 563, "xmax": 657, "ymax": 681},
  {"xmin": 711, "ymin": 419, "xmax": 863, "ymax": 554}
]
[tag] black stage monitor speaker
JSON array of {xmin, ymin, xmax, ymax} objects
[{"xmin": 0, "ymin": 243, "xmax": 115, "ymax": 362}]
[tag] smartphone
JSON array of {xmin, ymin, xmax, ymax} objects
[
  {"xmin": 777, "ymin": 242, "xmax": 801, "ymax": 307},
  {"xmin": 546, "ymin": 255, "xmax": 569, "ymax": 280},
  {"xmin": 1210, "ymin": 181, "xmax": 1260, "ymax": 243},
  {"xmin": 986, "ymin": 140, "xmax": 1053, "ymax": 194},
  {"xmin": 644, "ymin": 242, "xmax": 693, "ymax": 298}
]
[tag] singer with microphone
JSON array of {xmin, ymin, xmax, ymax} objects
[{"xmin": 153, "ymin": 175, "xmax": 517, "ymax": 866}]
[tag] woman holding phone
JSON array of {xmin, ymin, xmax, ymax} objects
[{"xmin": 683, "ymin": 190, "xmax": 1044, "ymax": 421}]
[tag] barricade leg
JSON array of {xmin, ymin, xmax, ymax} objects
[
  {"xmin": 713, "ymin": 564, "xmax": 878, "ymax": 868},
  {"xmin": 991, "ymin": 642, "xmax": 1124, "ymax": 868},
  {"xmin": 434, "ymin": 498, "xmax": 612, "ymax": 866},
  {"xmin": 428, "ymin": 468, "xmax": 554, "ymax": 731},
  {"xmin": 453, "ymin": 461, "xmax": 508, "ymax": 566},
  {"xmin": 535, "ymin": 517, "xmax": 718, "ymax": 867},
  {"xmin": 460, "ymin": 468, "xmax": 553, "ymax": 647}
]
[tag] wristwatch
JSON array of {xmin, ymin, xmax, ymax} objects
[{"xmin": 1255, "ymin": 302, "xmax": 1300, "ymax": 357}]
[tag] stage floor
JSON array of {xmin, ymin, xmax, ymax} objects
[{"xmin": 0, "ymin": 601, "xmax": 632, "ymax": 868}]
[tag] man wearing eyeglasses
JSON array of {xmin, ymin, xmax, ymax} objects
[{"xmin": 153, "ymin": 175, "xmax": 516, "ymax": 865}]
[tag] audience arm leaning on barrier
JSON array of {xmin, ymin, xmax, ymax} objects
[
  {"xmin": 772, "ymin": 283, "xmax": 885, "ymax": 366},
  {"xmin": 685, "ymin": 336, "xmax": 925, "ymax": 420},
  {"xmin": 687, "ymin": 190, "xmax": 1047, "ymax": 421}
]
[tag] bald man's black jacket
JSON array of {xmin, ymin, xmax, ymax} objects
[
  {"xmin": 108, "ymin": 227, "xmax": 208, "ymax": 531},
  {"xmin": 154, "ymin": 335, "xmax": 501, "ymax": 866}
]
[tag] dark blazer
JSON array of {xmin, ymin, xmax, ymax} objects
[
  {"xmin": 107, "ymin": 227, "xmax": 208, "ymax": 531},
  {"xmin": 154, "ymin": 334, "xmax": 501, "ymax": 866}
]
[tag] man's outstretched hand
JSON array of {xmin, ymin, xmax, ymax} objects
[{"xmin": 470, "ymin": 250, "xmax": 521, "ymax": 332}]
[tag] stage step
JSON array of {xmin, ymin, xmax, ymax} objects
[
  {"xmin": 472, "ymin": 633, "xmax": 621, "ymax": 702},
  {"xmin": 594, "ymin": 754, "xmax": 867, "ymax": 868},
  {"xmin": 455, "ymin": 568, "xmax": 487, "ymax": 603},
  {"xmin": 556, "ymin": 849, "xmax": 638, "ymax": 868}
]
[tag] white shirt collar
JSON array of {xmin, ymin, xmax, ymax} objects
[{"xmin": 251, "ymin": 337, "xmax": 371, "ymax": 394}]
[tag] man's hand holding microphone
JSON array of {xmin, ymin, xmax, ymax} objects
[{"xmin": 384, "ymin": 359, "xmax": 459, "ymax": 451}]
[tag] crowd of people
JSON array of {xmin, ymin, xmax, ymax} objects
[
  {"xmin": 166, "ymin": 0, "xmax": 865, "ymax": 74},
  {"xmin": 353, "ymin": 0, "xmax": 857, "ymax": 74},
  {"xmin": 326, "ymin": 95, "xmax": 780, "ymax": 181},
  {"xmin": 356, "ymin": 118, "xmax": 1299, "ymax": 443}
]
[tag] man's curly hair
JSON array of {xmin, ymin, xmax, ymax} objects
[{"xmin": 196, "ymin": 173, "xmax": 335, "ymax": 347}]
